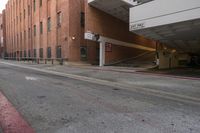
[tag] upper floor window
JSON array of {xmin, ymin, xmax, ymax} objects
[
  {"xmin": 33, "ymin": 0, "xmax": 36, "ymax": 12},
  {"xmin": 57, "ymin": 12, "xmax": 62, "ymax": 27},
  {"xmin": 47, "ymin": 17, "xmax": 51, "ymax": 32},
  {"xmin": 28, "ymin": 5, "xmax": 31, "ymax": 16},
  {"xmin": 40, "ymin": 0, "xmax": 42, "ymax": 7},
  {"xmin": 40, "ymin": 21, "xmax": 43, "ymax": 34},
  {"xmin": 24, "ymin": 9, "xmax": 26, "ymax": 19},
  {"xmin": 34, "ymin": 25, "xmax": 36, "ymax": 36}
]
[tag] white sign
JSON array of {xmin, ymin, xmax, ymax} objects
[
  {"xmin": 84, "ymin": 32, "xmax": 95, "ymax": 41},
  {"xmin": 130, "ymin": 22, "xmax": 145, "ymax": 31}
]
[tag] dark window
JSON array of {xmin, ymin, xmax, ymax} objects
[
  {"xmin": 47, "ymin": 47, "xmax": 51, "ymax": 58},
  {"xmin": 40, "ymin": 22, "xmax": 43, "ymax": 34},
  {"xmin": 20, "ymin": 32, "xmax": 22, "ymax": 44},
  {"xmin": 20, "ymin": 51, "xmax": 22, "ymax": 58},
  {"xmin": 20, "ymin": 13, "xmax": 22, "ymax": 22},
  {"xmin": 24, "ymin": 30, "xmax": 26, "ymax": 40},
  {"xmin": 47, "ymin": 17, "xmax": 51, "ymax": 32},
  {"xmin": 33, "ymin": 0, "xmax": 36, "ymax": 12},
  {"xmin": 56, "ymin": 46, "xmax": 62, "ymax": 58},
  {"xmin": 28, "ymin": 5, "xmax": 31, "ymax": 16},
  {"xmin": 80, "ymin": 46, "xmax": 87, "ymax": 60},
  {"xmin": 28, "ymin": 28, "xmax": 31, "ymax": 38},
  {"xmin": 24, "ymin": 9, "xmax": 26, "ymax": 19},
  {"xmin": 57, "ymin": 12, "xmax": 61, "ymax": 27},
  {"xmin": 28, "ymin": 50, "xmax": 31, "ymax": 57},
  {"xmin": 34, "ymin": 25, "xmax": 36, "ymax": 36},
  {"xmin": 39, "ymin": 48, "xmax": 43, "ymax": 58},
  {"xmin": 80, "ymin": 12, "xmax": 85, "ymax": 27},
  {"xmin": 24, "ymin": 50, "xmax": 27, "ymax": 57},
  {"xmin": 34, "ymin": 49, "xmax": 37, "ymax": 58},
  {"xmin": 40, "ymin": 0, "xmax": 42, "ymax": 7}
]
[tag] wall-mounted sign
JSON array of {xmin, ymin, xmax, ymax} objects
[
  {"xmin": 84, "ymin": 32, "xmax": 94, "ymax": 41},
  {"xmin": 130, "ymin": 22, "xmax": 145, "ymax": 31},
  {"xmin": 105, "ymin": 42, "xmax": 112, "ymax": 52},
  {"xmin": 84, "ymin": 32, "xmax": 100, "ymax": 41}
]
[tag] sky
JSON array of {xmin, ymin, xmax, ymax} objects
[{"xmin": 0, "ymin": 0, "xmax": 8, "ymax": 13}]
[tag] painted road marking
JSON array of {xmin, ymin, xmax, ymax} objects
[
  {"xmin": 0, "ymin": 92, "xmax": 35, "ymax": 133},
  {"xmin": 1, "ymin": 61, "xmax": 200, "ymax": 106},
  {"xmin": 25, "ymin": 76, "xmax": 38, "ymax": 81}
]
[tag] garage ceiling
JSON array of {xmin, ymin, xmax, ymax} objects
[{"xmin": 135, "ymin": 19, "xmax": 200, "ymax": 54}]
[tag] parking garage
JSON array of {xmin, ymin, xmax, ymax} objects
[{"xmin": 88, "ymin": 0, "xmax": 200, "ymax": 69}]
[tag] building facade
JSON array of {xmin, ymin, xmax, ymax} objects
[
  {"xmin": 0, "ymin": 13, "xmax": 4, "ymax": 58},
  {"xmin": 4, "ymin": 0, "xmax": 156, "ymax": 65}
]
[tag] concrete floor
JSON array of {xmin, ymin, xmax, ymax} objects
[{"xmin": 0, "ymin": 60, "xmax": 200, "ymax": 133}]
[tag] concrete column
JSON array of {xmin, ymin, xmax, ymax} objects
[{"xmin": 99, "ymin": 41, "xmax": 105, "ymax": 67}]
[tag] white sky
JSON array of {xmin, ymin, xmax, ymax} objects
[{"xmin": 0, "ymin": 0, "xmax": 8, "ymax": 13}]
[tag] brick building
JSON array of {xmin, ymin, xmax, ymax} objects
[
  {"xmin": 0, "ymin": 13, "xmax": 4, "ymax": 58},
  {"xmin": 4, "ymin": 0, "xmax": 156, "ymax": 65}
]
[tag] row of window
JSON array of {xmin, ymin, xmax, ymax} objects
[
  {"xmin": 8, "ymin": 0, "xmax": 53, "ymax": 27},
  {"xmin": 33, "ymin": 12, "xmax": 62, "ymax": 36},
  {"xmin": 7, "ymin": 46, "xmax": 62, "ymax": 59},
  {"xmin": 11, "ymin": 11, "xmax": 61, "ymax": 42}
]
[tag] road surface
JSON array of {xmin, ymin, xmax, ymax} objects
[{"xmin": 0, "ymin": 61, "xmax": 200, "ymax": 133}]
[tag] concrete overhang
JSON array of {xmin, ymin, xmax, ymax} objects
[
  {"xmin": 88, "ymin": 0, "xmax": 153, "ymax": 22},
  {"xmin": 88, "ymin": 0, "xmax": 137, "ymax": 22},
  {"xmin": 130, "ymin": 0, "xmax": 200, "ymax": 54}
]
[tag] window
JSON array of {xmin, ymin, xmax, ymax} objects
[
  {"xmin": 34, "ymin": 25, "xmax": 36, "ymax": 36},
  {"xmin": 33, "ymin": 0, "xmax": 36, "ymax": 12},
  {"xmin": 40, "ymin": 22, "xmax": 43, "ymax": 34},
  {"xmin": 80, "ymin": 46, "xmax": 87, "ymax": 59},
  {"xmin": 47, "ymin": 17, "xmax": 51, "ymax": 32},
  {"xmin": 56, "ymin": 46, "xmax": 62, "ymax": 58},
  {"xmin": 28, "ymin": 28, "xmax": 31, "ymax": 38},
  {"xmin": 20, "ymin": 51, "xmax": 22, "ymax": 58},
  {"xmin": 24, "ymin": 30, "xmax": 26, "ymax": 40},
  {"xmin": 20, "ymin": 13, "xmax": 22, "ymax": 22},
  {"xmin": 24, "ymin": 9, "xmax": 26, "ymax": 19},
  {"xmin": 24, "ymin": 50, "xmax": 27, "ymax": 58},
  {"xmin": 57, "ymin": 12, "xmax": 61, "ymax": 27},
  {"xmin": 28, "ymin": 5, "xmax": 31, "ymax": 16},
  {"xmin": 20, "ymin": 32, "xmax": 22, "ymax": 44},
  {"xmin": 34, "ymin": 49, "xmax": 37, "ymax": 58},
  {"xmin": 47, "ymin": 47, "xmax": 51, "ymax": 58},
  {"xmin": 39, "ymin": 48, "xmax": 43, "ymax": 58},
  {"xmin": 80, "ymin": 12, "xmax": 85, "ymax": 27},
  {"xmin": 40, "ymin": 0, "xmax": 42, "ymax": 7},
  {"xmin": 28, "ymin": 50, "xmax": 31, "ymax": 57}
]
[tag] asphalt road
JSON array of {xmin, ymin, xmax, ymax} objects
[{"xmin": 0, "ymin": 61, "xmax": 200, "ymax": 133}]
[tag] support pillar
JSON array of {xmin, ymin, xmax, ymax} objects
[{"xmin": 99, "ymin": 41, "xmax": 105, "ymax": 67}]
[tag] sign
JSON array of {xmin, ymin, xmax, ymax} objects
[
  {"xmin": 84, "ymin": 32, "xmax": 100, "ymax": 41},
  {"xmin": 105, "ymin": 42, "xmax": 112, "ymax": 52},
  {"xmin": 84, "ymin": 32, "xmax": 94, "ymax": 41},
  {"xmin": 130, "ymin": 22, "xmax": 145, "ymax": 30}
]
